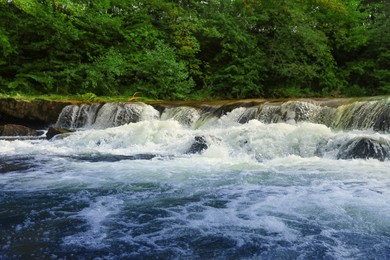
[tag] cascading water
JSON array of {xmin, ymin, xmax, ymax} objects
[
  {"xmin": 1, "ymin": 98, "xmax": 389, "ymax": 259},
  {"xmin": 55, "ymin": 102, "xmax": 160, "ymax": 129}
]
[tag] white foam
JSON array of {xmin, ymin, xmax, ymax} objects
[
  {"xmin": 4, "ymin": 111, "xmax": 390, "ymax": 163},
  {"xmin": 2, "ymin": 103, "xmax": 390, "ymax": 258},
  {"xmin": 63, "ymin": 195, "xmax": 123, "ymax": 249}
]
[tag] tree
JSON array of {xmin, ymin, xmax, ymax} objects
[
  {"xmin": 341, "ymin": 0, "xmax": 390, "ymax": 95},
  {"xmin": 194, "ymin": 0, "xmax": 267, "ymax": 98},
  {"xmin": 133, "ymin": 41, "xmax": 195, "ymax": 100},
  {"xmin": 0, "ymin": 0, "xmax": 388, "ymax": 99}
]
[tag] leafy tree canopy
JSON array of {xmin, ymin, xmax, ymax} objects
[{"xmin": 0, "ymin": 0, "xmax": 388, "ymax": 99}]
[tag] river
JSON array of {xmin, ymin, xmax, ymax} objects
[{"xmin": 0, "ymin": 99, "xmax": 389, "ymax": 259}]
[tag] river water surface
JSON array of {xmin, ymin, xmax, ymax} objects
[{"xmin": 0, "ymin": 101, "xmax": 389, "ymax": 259}]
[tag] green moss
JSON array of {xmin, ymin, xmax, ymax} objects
[{"xmin": 0, "ymin": 93, "xmax": 158, "ymax": 103}]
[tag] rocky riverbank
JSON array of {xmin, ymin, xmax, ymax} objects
[
  {"xmin": 1, "ymin": 97, "xmax": 356, "ymax": 126},
  {"xmin": 0, "ymin": 98, "xmax": 76, "ymax": 139},
  {"xmin": 0, "ymin": 96, "xmax": 357, "ymax": 139},
  {"xmin": 0, "ymin": 98, "xmax": 73, "ymax": 128}
]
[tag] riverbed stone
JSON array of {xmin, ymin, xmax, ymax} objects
[
  {"xmin": 187, "ymin": 136, "xmax": 208, "ymax": 154},
  {"xmin": 337, "ymin": 137, "xmax": 390, "ymax": 161},
  {"xmin": 0, "ymin": 124, "xmax": 38, "ymax": 136},
  {"xmin": 46, "ymin": 127, "xmax": 74, "ymax": 140},
  {"xmin": 0, "ymin": 98, "xmax": 72, "ymax": 127}
]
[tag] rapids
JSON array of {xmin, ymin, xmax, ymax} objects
[{"xmin": 0, "ymin": 98, "xmax": 389, "ymax": 259}]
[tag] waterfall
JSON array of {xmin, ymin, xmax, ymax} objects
[
  {"xmin": 52, "ymin": 98, "xmax": 390, "ymax": 161},
  {"xmin": 55, "ymin": 105, "xmax": 79, "ymax": 129},
  {"xmin": 55, "ymin": 102, "xmax": 159, "ymax": 129},
  {"xmin": 54, "ymin": 97, "xmax": 390, "ymax": 132},
  {"xmin": 160, "ymin": 106, "xmax": 201, "ymax": 127},
  {"xmin": 332, "ymin": 98, "xmax": 390, "ymax": 131},
  {"xmin": 256, "ymin": 101, "xmax": 328, "ymax": 124}
]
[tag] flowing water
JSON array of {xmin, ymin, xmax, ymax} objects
[{"xmin": 1, "ymin": 99, "xmax": 389, "ymax": 259}]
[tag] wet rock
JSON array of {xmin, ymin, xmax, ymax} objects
[
  {"xmin": 73, "ymin": 153, "xmax": 157, "ymax": 162},
  {"xmin": 279, "ymin": 101, "xmax": 322, "ymax": 123},
  {"xmin": 0, "ymin": 98, "xmax": 71, "ymax": 127},
  {"xmin": 212, "ymin": 101, "xmax": 262, "ymax": 118},
  {"xmin": 337, "ymin": 137, "xmax": 390, "ymax": 161},
  {"xmin": 187, "ymin": 136, "xmax": 208, "ymax": 154},
  {"xmin": 373, "ymin": 105, "xmax": 390, "ymax": 132},
  {"xmin": 46, "ymin": 127, "xmax": 74, "ymax": 140},
  {"xmin": 0, "ymin": 124, "xmax": 38, "ymax": 136},
  {"xmin": 237, "ymin": 107, "xmax": 258, "ymax": 124},
  {"xmin": 0, "ymin": 157, "xmax": 33, "ymax": 173}
]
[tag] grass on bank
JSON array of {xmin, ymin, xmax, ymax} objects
[
  {"xmin": 1, "ymin": 92, "xmax": 387, "ymax": 106},
  {"xmin": 0, "ymin": 92, "xmax": 157, "ymax": 103}
]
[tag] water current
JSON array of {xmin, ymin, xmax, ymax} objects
[{"xmin": 0, "ymin": 100, "xmax": 389, "ymax": 259}]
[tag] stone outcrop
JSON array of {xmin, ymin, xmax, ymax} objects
[
  {"xmin": 187, "ymin": 136, "xmax": 208, "ymax": 154},
  {"xmin": 0, "ymin": 97, "xmax": 354, "ymax": 130},
  {"xmin": 373, "ymin": 104, "xmax": 390, "ymax": 132},
  {"xmin": 75, "ymin": 153, "xmax": 157, "ymax": 162},
  {"xmin": 337, "ymin": 137, "xmax": 390, "ymax": 161},
  {"xmin": 0, "ymin": 98, "xmax": 72, "ymax": 128},
  {"xmin": 46, "ymin": 127, "xmax": 74, "ymax": 140},
  {"xmin": 0, "ymin": 124, "xmax": 39, "ymax": 136}
]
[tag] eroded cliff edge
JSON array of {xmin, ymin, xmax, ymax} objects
[
  {"xmin": 0, "ymin": 98, "xmax": 73, "ymax": 128},
  {"xmin": 0, "ymin": 97, "xmax": 355, "ymax": 129}
]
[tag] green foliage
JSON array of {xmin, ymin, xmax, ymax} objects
[
  {"xmin": 0, "ymin": 0, "xmax": 388, "ymax": 99},
  {"xmin": 271, "ymin": 86, "xmax": 315, "ymax": 98},
  {"xmin": 133, "ymin": 41, "xmax": 194, "ymax": 100},
  {"xmin": 77, "ymin": 92, "xmax": 99, "ymax": 102},
  {"xmin": 82, "ymin": 48, "xmax": 126, "ymax": 95},
  {"xmin": 0, "ymin": 28, "xmax": 13, "ymax": 58},
  {"xmin": 195, "ymin": 0, "xmax": 267, "ymax": 98}
]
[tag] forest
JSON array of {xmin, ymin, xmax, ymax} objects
[{"xmin": 0, "ymin": 0, "xmax": 389, "ymax": 100}]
